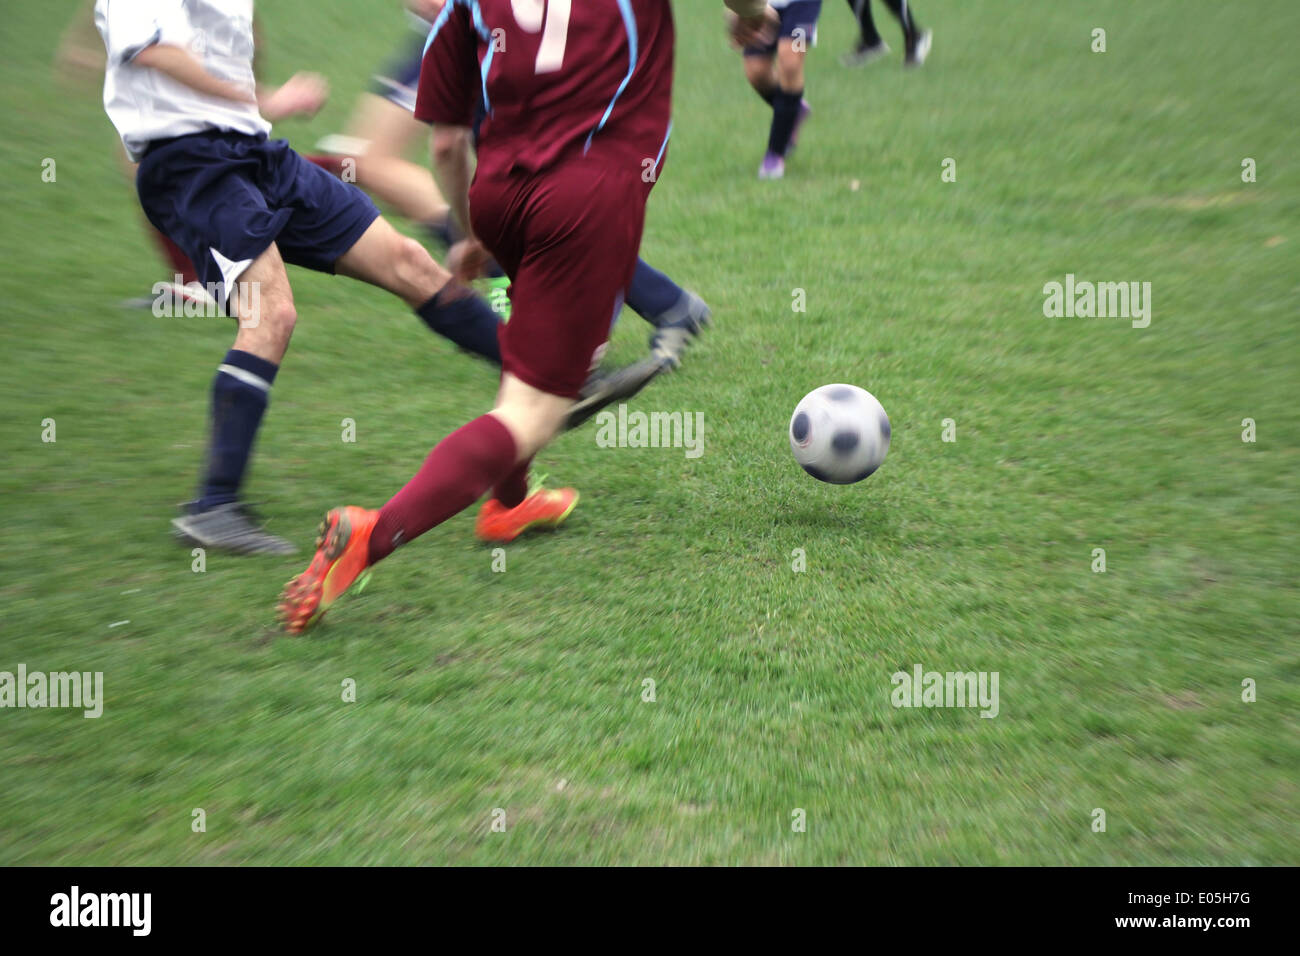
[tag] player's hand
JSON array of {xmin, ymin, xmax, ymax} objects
[
  {"xmin": 260, "ymin": 72, "xmax": 329, "ymax": 121},
  {"xmin": 447, "ymin": 238, "xmax": 491, "ymax": 283},
  {"xmin": 727, "ymin": 6, "xmax": 779, "ymax": 49}
]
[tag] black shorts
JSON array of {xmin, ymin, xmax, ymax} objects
[{"xmin": 136, "ymin": 131, "xmax": 380, "ymax": 308}]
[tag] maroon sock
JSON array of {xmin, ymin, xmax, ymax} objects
[
  {"xmin": 493, "ymin": 457, "xmax": 533, "ymax": 508},
  {"xmin": 368, "ymin": 414, "xmax": 518, "ymax": 563}
]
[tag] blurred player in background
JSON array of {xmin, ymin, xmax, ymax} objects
[
  {"xmin": 302, "ymin": 1, "xmax": 460, "ymax": 250},
  {"xmin": 57, "ymin": 1, "xmax": 212, "ymax": 309},
  {"xmin": 841, "ymin": 0, "xmax": 931, "ymax": 68},
  {"xmin": 94, "ymin": 0, "xmax": 507, "ymax": 555},
  {"xmin": 737, "ymin": 0, "xmax": 820, "ymax": 180},
  {"xmin": 278, "ymin": 0, "xmax": 779, "ymax": 633}
]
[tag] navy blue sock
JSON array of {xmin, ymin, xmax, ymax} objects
[
  {"xmin": 768, "ymin": 89, "xmax": 804, "ymax": 157},
  {"xmin": 625, "ymin": 259, "xmax": 685, "ymax": 326},
  {"xmin": 196, "ymin": 349, "xmax": 278, "ymax": 512},
  {"xmin": 754, "ymin": 83, "xmax": 777, "ymax": 106},
  {"xmin": 416, "ymin": 284, "xmax": 502, "ymax": 363}
]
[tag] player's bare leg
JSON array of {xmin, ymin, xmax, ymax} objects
[
  {"xmin": 748, "ymin": 47, "xmax": 785, "ymax": 180},
  {"xmin": 334, "ymin": 215, "xmax": 449, "ymax": 307},
  {"xmin": 488, "ymin": 372, "xmax": 573, "ymax": 459},
  {"xmin": 335, "ymin": 219, "xmax": 670, "ymax": 429},
  {"xmin": 761, "ymin": 39, "xmax": 812, "ymax": 179},
  {"xmin": 229, "ymin": 246, "xmax": 298, "ymax": 363},
  {"xmin": 333, "ymin": 216, "xmax": 502, "ymax": 362},
  {"xmin": 312, "ymin": 93, "xmax": 456, "ymax": 244},
  {"xmin": 745, "ymin": 37, "xmax": 811, "ymax": 180},
  {"xmin": 775, "ymin": 39, "xmax": 809, "ymax": 125},
  {"xmin": 344, "ymin": 95, "xmax": 452, "ymax": 228},
  {"xmin": 172, "ymin": 246, "xmax": 300, "ymax": 554},
  {"xmin": 744, "ymin": 53, "xmax": 778, "ymax": 99}
]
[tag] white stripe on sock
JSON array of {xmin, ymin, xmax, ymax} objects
[{"xmin": 217, "ymin": 363, "xmax": 272, "ymax": 393}]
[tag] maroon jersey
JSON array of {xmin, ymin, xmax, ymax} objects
[{"xmin": 414, "ymin": 0, "xmax": 675, "ymax": 180}]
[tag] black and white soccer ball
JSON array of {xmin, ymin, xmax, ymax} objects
[{"xmin": 788, "ymin": 384, "xmax": 891, "ymax": 484}]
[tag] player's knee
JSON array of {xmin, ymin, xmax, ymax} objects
[
  {"xmin": 776, "ymin": 54, "xmax": 804, "ymax": 90},
  {"xmin": 261, "ymin": 299, "xmax": 297, "ymax": 339},
  {"xmin": 744, "ymin": 58, "xmax": 773, "ymax": 88},
  {"xmin": 394, "ymin": 235, "xmax": 437, "ymax": 294}
]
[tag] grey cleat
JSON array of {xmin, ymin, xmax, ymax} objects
[
  {"xmin": 648, "ymin": 290, "xmax": 711, "ymax": 370},
  {"xmin": 563, "ymin": 356, "xmax": 669, "ymax": 432},
  {"xmin": 171, "ymin": 502, "xmax": 298, "ymax": 556}
]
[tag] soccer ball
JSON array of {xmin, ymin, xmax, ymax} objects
[{"xmin": 788, "ymin": 384, "xmax": 891, "ymax": 484}]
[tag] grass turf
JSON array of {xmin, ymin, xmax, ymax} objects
[{"xmin": 0, "ymin": 0, "xmax": 1296, "ymax": 865}]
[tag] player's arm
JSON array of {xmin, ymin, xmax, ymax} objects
[
  {"xmin": 131, "ymin": 29, "xmax": 325, "ymax": 120},
  {"xmin": 132, "ymin": 44, "xmax": 256, "ymax": 104},
  {"xmin": 414, "ymin": 5, "xmax": 481, "ymax": 255},
  {"xmin": 431, "ymin": 125, "xmax": 474, "ymax": 238},
  {"xmin": 98, "ymin": 0, "xmax": 255, "ymax": 106}
]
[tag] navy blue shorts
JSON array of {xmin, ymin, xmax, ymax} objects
[
  {"xmin": 371, "ymin": 36, "xmax": 425, "ymax": 112},
  {"xmin": 744, "ymin": 1, "xmax": 822, "ymax": 56},
  {"xmin": 136, "ymin": 131, "xmax": 380, "ymax": 308}
]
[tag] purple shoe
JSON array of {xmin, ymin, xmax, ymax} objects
[
  {"xmin": 787, "ymin": 99, "xmax": 813, "ymax": 154},
  {"xmin": 758, "ymin": 151, "xmax": 785, "ymax": 180}
]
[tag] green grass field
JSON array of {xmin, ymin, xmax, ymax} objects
[{"xmin": 1, "ymin": 0, "xmax": 1296, "ymax": 865}]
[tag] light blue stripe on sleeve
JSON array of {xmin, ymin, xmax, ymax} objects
[{"xmin": 585, "ymin": 0, "xmax": 639, "ymax": 152}]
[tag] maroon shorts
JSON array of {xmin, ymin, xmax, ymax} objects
[{"xmin": 469, "ymin": 150, "xmax": 648, "ymax": 398}]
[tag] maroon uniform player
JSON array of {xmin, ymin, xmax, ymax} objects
[
  {"xmin": 420, "ymin": 0, "xmax": 676, "ymax": 401},
  {"xmin": 278, "ymin": 0, "xmax": 777, "ymax": 633}
]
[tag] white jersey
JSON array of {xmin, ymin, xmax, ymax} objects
[{"xmin": 94, "ymin": 0, "xmax": 271, "ymax": 162}]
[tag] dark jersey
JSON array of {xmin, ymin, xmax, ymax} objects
[{"xmin": 414, "ymin": 0, "xmax": 675, "ymax": 180}]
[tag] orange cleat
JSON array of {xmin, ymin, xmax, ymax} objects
[
  {"xmin": 475, "ymin": 486, "xmax": 579, "ymax": 543},
  {"xmin": 278, "ymin": 506, "xmax": 378, "ymax": 634}
]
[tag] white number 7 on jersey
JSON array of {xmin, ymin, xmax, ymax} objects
[{"xmin": 510, "ymin": 0, "xmax": 572, "ymax": 74}]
